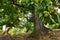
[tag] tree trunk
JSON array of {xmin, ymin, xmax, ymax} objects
[{"xmin": 25, "ymin": 7, "xmax": 51, "ymax": 40}]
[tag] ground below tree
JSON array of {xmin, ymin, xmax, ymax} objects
[{"xmin": 0, "ymin": 29, "xmax": 60, "ymax": 40}]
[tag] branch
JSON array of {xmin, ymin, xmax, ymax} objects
[{"xmin": 11, "ymin": 0, "xmax": 25, "ymax": 7}]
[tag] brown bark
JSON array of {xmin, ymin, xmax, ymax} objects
[
  {"xmin": 1, "ymin": 27, "xmax": 11, "ymax": 36},
  {"xmin": 25, "ymin": 7, "xmax": 52, "ymax": 40},
  {"xmin": 1, "ymin": 24, "xmax": 13, "ymax": 35}
]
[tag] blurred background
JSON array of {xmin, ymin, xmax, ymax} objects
[{"xmin": 0, "ymin": 0, "xmax": 60, "ymax": 35}]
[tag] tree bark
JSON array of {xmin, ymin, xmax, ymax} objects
[
  {"xmin": 25, "ymin": 7, "xmax": 52, "ymax": 40},
  {"xmin": 2, "ymin": 27, "xmax": 11, "ymax": 35}
]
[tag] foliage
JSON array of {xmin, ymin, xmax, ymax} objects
[
  {"xmin": 9, "ymin": 27, "xmax": 27, "ymax": 35},
  {"xmin": 0, "ymin": 0, "xmax": 60, "ymax": 33}
]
